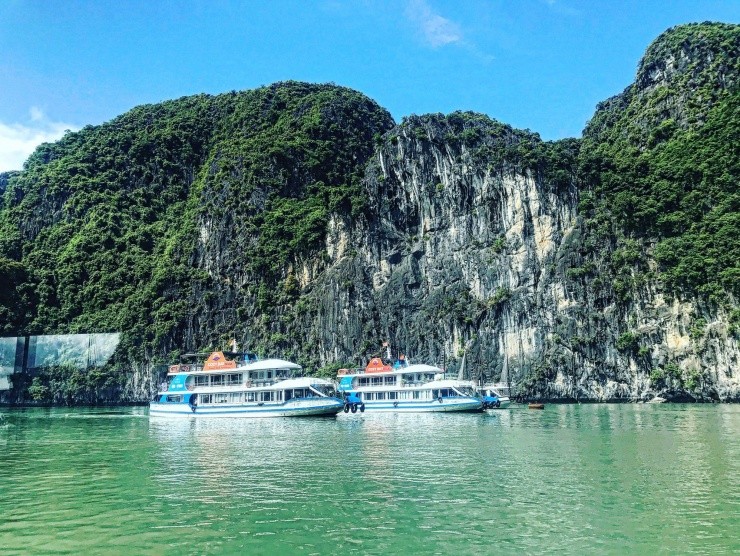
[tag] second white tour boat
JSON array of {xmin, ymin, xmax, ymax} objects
[{"xmin": 337, "ymin": 356, "xmax": 483, "ymax": 413}]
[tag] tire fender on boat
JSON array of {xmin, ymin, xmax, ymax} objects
[
  {"xmin": 350, "ymin": 404, "xmax": 358, "ymax": 413},
  {"xmin": 393, "ymin": 401, "xmax": 399, "ymax": 408},
  {"xmin": 360, "ymin": 403, "xmax": 365, "ymax": 413},
  {"xmin": 343, "ymin": 404, "xmax": 350, "ymax": 413},
  {"xmin": 438, "ymin": 396, "xmax": 443, "ymax": 403}
]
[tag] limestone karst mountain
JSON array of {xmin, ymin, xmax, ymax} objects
[{"xmin": 1, "ymin": 22, "xmax": 738, "ymax": 403}]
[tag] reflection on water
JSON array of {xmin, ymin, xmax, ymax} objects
[{"xmin": 0, "ymin": 405, "xmax": 738, "ymax": 554}]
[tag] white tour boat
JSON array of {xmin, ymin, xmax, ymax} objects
[
  {"xmin": 337, "ymin": 356, "xmax": 483, "ymax": 413},
  {"xmin": 150, "ymin": 351, "xmax": 344, "ymax": 418}
]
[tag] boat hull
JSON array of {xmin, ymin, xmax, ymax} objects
[
  {"xmin": 149, "ymin": 398, "xmax": 344, "ymax": 418},
  {"xmin": 342, "ymin": 398, "xmax": 482, "ymax": 413}
]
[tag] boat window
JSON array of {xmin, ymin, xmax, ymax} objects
[
  {"xmin": 166, "ymin": 395, "xmax": 182, "ymax": 403},
  {"xmin": 413, "ymin": 391, "xmax": 420, "ymax": 399},
  {"xmin": 371, "ymin": 377, "xmax": 382, "ymax": 386},
  {"xmin": 227, "ymin": 373, "xmax": 241, "ymax": 385},
  {"xmin": 195, "ymin": 375, "xmax": 209, "ymax": 387},
  {"xmin": 246, "ymin": 392, "xmax": 256, "ymax": 402},
  {"xmin": 230, "ymin": 393, "xmax": 242, "ymax": 403},
  {"xmin": 388, "ymin": 392, "xmax": 398, "ymax": 400},
  {"xmin": 376, "ymin": 392, "xmax": 386, "ymax": 400},
  {"xmin": 258, "ymin": 372, "xmax": 265, "ymax": 380},
  {"xmin": 200, "ymin": 394, "xmax": 213, "ymax": 404},
  {"xmin": 454, "ymin": 386, "xmax": 475, "ymax": 396},
  {"xmin": 384, "ymin": 376, "xmax": 396, "ymax": 386},
  {"xmin": 266, "ymin": 371, "xmax": 272, "ymax": 379},
  {"xmin": 311, "ymin": 384, "xmax": 336, "ymax": 398},
  {"xmin": 214, "ymin": 393, "xmax": 228, "ymax": 403},
  {"xmin": 211, "ymin": 375, "xmax": 225, "ymax": 386},
  {"xmin": 261, "ymin": 391, "xmax": 274, "ymax": 402}
]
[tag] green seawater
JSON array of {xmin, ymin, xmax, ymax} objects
[{"xmin": 0, "ymin": 405, "xmax": 738, "ymax": 555}]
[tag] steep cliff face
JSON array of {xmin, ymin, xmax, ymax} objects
[
  {"xmin": 313, "ymin": 114, "xmax": 579, "ymax": 378},
  {"xmin": 568, "ymin": 22, "xmax": 740, "ymax": 400},
  {"xmin": 309, "ymin": 110, "xmax": 738, "ymax": 402},
  {"xmin": 1, "ymin": 24, "xmax": 738, "ymax": 404}
]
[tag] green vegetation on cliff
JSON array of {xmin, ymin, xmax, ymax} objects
[
  {"xmin": 580, "ymin": 22, "xmax": 740, "ymax": 302},
  {"xmin": 0, "ymin": 82, "xmax": 393, "ymax": 402}
]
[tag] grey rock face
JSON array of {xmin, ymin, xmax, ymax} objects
[{"xmin": 305, "ymin": 113, "xmax": 738, "ymax": 401}]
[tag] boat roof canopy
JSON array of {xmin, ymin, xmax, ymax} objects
[
  {"xmin": 243, "ymin": 358, "xmax": 301, "ymax": 371},
  {"xmin": 402, "ymin": 363, "xmax": 442, "ymax": 374},
  {"xmin": 180, "ymin": 351, "xmax": 257, "ymax": 361}
]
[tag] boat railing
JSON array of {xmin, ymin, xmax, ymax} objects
[
  {"xmin": 338, "ymin": 367, "xmax": 366, "ymax": 376},
  {"xmin": 169, "ymin": 364, "xmax": 205, "ymax": 374},
  {"xmin": 185, "ymin": 378, "xmax": 290, "ymax": 391},
  {"xmin": 353, "ymin": 381, "xmax": 433, "ymax": 388}
]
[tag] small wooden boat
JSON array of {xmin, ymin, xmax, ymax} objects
[{"xmin": 528, "ymin": 403, "xmax": 545, "ymax": 410}]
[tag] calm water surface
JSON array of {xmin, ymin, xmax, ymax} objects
[{"xmin": 1, "ymin": 404, "xmax": 738, "ymax": 555}]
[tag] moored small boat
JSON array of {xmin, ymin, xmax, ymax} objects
[
  {"xmin": 528, "ymin": 403, "xmax": 545, "ymax": 410},
  {"xmin": 150, "ymin": 351, "xmax": 344, "ymax": 418},
  {"xmin": 475, "ymin": 384, "xmax": 512, "ymax": 409}
]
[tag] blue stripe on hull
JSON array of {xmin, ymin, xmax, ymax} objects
[
  {"xmin": 346, "ymin": 400, "xmax": 482, "ymax": 413},
  {"xmin": 150, "ymin": 402, "xmax": 343, "ymax": 418}
]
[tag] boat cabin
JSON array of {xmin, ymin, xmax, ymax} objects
[{"xmin": 164, "ymin": 351, "xmax": 301, "ymax": 392}]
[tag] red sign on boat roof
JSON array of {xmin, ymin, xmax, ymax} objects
[
  {"xmin": 203, "ymin": 351, "xmax": 237, "ymax": 371},
  {"xmin": 365, "ymin": 357, "xmax": 392, "ymax": 374}
]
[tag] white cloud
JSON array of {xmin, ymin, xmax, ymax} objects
[
  {"xmin": 406, "ymin": 0, "xmax": 462, "ymax": 48},
  {"xmin": 29, "ymin": 106, "xmax": 45, "ymax": 122},
  {"xmin": 0, "ymin": 109, "xmax": 77, "ymax": 172}
]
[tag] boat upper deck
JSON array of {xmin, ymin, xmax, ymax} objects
[
  {"xmin": 338, "ymin": 358, "xmax": 442, "ymax": 378},
  {"xmin": 168, "ymin": 351, "xmax": 301, "ymax": 376}
]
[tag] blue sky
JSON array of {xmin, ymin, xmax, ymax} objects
[{"xmin": 1, "ymin": 0, "xmax": 738, "ymax": 171}]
